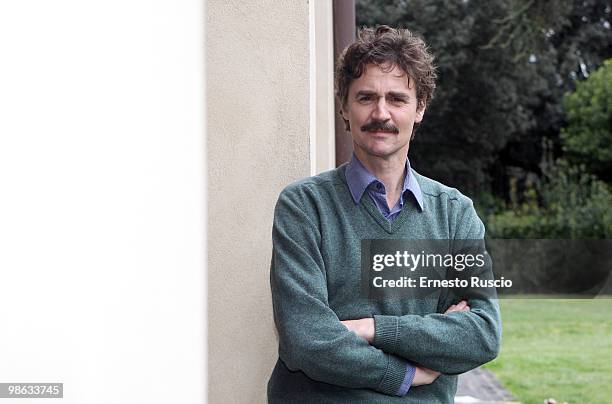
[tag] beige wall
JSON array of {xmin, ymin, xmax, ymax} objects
[{"xmin": 207, "ymin": 1, "xmax": 312, "ymax": 402}]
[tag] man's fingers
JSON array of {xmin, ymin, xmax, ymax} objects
[
  {"xmin": 424, "ymin": 368, "xmax": 440, "ymax": 377},
  {"xmin": 445, "ymin": 300, "xmax": 471, "ymax": 314},
  {"xmin": 412, "ymin": 366, "xmax": 442, "ymax": 386}
]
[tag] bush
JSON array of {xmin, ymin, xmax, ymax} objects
[
  {"xmin": 561, "ymin": 59, "xmax": 612, "ymax": 181},
  {"xmin": 485, "ymin": 160, "xmax": 612, "ymax": 238}
]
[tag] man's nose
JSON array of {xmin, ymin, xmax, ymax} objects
[{"xmin": 372, "ymin": 98, "xmax": 391, "ymax": 121}]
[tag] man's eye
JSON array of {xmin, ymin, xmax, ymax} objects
[
  {"xmin": 358, "ymin": 96, "xmax": 373, "ymax": 102},
  {"xmin": 389, "ymin": 97, "xmax": 406, "ymax": 103}
]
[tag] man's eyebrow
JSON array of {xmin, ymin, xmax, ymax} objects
[
  {"xmin": 355, "ymin": 90, "xmax": 377, "ymax": 97},
  {"xmin": 387, "ymin": 91, "xmax": 410, "ymax": 100}
]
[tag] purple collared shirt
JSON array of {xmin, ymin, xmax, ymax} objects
[
  {"xmin": 345, "ymin": 153, "xmax": 424, "ymax": 219},
  {"xmin": 345, "ymin": 153, "xmax": 423, "ymax": 396}
]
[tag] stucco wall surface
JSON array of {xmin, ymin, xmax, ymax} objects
[{"xmin": 206, "ymin": 1, "xmax": 310, "ymax": 402}]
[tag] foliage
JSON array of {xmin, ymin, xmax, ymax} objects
[
  {"xmin": 356, "ymin": 0, "xmax": 612, "ymax": 195},
  {"xmin": 485, "ymin": 160, "xmax": 612, "ymax": 238},
  {"xmin": 358, "ymin": 0, "xmax": 536, "ymax": 193},
  {"xmin": 561, "ymin": 59, "xmax": 612, "ymax": 181}
]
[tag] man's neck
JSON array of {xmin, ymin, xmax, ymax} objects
[
  {"xmin": 354, "ymin": 148, "xmax": 407, "ymax": 193},
  {"xmin": 353, "ymin": 147, "xmax": 408, "ymax": 210}
]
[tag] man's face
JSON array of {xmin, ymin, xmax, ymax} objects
[{"xmin": 341, "ymin": 63, "xmax": 425, "ymax": 161}]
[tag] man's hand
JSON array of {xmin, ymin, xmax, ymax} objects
[
  {"xmin": 411, "ymin": 366, "xmax": 441, "ymax": 386},
  {"xmin": 445, "ymin": 300, "xmax": 470, "ymax": 314},
  {"xmin": 340, "ymin": 318, "xmax": 375, "ymax": 343}
]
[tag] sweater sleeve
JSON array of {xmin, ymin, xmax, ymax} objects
[
  {"xmin": 371, "ymin": 199, "xmax": 502, "ymax": 375},
  {"xmin": 270, "ymin": 187, "xmax": 409, "ymax": 396}
]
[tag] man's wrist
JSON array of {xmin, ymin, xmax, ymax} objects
[
  {"xmin": 341, "ymin": 318, "xmax": 375, "ymax": 342},
  {"xmin": 373, "ymin": 315, "xmax": 399, "ymax": 352}
]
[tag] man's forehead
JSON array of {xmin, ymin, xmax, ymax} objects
[{"xmin": 350, "ymin": 64, "xmax": 414, "ymax": 91}]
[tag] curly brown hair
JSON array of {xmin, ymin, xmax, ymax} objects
[{"xmin": 335, "ymin": 25, "xmax": 437, "ymax": 131}]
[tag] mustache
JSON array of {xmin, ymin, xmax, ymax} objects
[{"xmin": 360, "ymin": 121, "xmax": 399, "ymax": 134}]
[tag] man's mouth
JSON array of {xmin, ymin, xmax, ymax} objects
[{"xmin": 368, "ymin": 130, "xmax": 395, "ymax": 134}]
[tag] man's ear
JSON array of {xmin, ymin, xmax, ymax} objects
[
  {"xmin": 340, "ymin": 104, "xmax": 348, "ymax": 121},
  {"xmin": 340, "ymin": 105, "xmax": 352, "ymax": 132},
  {"xmin": 415, "ymin": 105, "xmax": 426, "ymax": 123}
]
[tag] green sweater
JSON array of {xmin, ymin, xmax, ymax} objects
[{"xmin": 268, "ymin": 164, "xmax": 501, "ymax": 403}]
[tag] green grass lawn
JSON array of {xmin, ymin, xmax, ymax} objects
[{"xmin": 484, "ymin": 298, "xmax": 612, "ymax": 403}]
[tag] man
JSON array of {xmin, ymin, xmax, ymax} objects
[{"xmin": 268, "ymin": 26, "xmax": 501, "ymax": 403}]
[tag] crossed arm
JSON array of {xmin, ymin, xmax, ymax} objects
[
  {"xmin": 270, "ymin": 188, "xmax": 501, "ymax": 396},
  {"xmin": 341, "ymin": 300, "xmax": 473, "ymax": 385}
]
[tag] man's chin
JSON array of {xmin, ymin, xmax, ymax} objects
[
  {"xmin": 360, "ymin": 147, "xmax": 403, "ymax": 160},
  {"xmin": 353, "ymin": 138, "xmax": 408, "ymax": 160}
]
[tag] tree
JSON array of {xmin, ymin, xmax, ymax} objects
[
  {"xmin": 561, "ymin": 59, "xmax": 612, "ymax": 181},
  {"xmin": 357, "ymin": 0, "xmax": 543, "ymax": 194},
  {"xmin": 355, "ymin": 0, "xmax": 612, "ymax": 197}
]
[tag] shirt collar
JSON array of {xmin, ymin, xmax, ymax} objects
[{"xmin": 345, "ymin": 153, "xmax": 424, "ymax": 211}]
